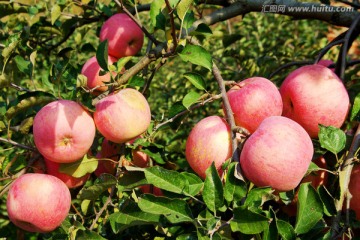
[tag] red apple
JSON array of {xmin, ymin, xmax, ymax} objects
[
  {"xmin": 81, "ymin": 55, "xmax": 118, "ymax": 94},
  {"xmin": 226, "ymin": 77, "xmax": 283, "ymax": 133},
  {"xmin": 6, "ymin": 173, "xmax": 71, "ymax": 233},
  {"xmin": 185, "ymin": 116, "xmax": 232, "ymax": 179},
  {"xmin": 280, "ymin": 64, "xmax": 350, "ymax": 138},
  {"xmin": 95, "ymin": 139, "xmax": 120, "ymax": 176},
  {"xmin": 127, "ymin": 136, "xmax": 150, "ymax": 168},
  {"xmin": 348, "ymin": 164, "xmax": 360, "ymax": 220},
  {"xmin": 44, "ymin": 158, "xmax": 90, "ymax": 188},
  {"xmin": 240, "ymin": 116, "xmax": 314, "ymax": 192},
  {"xmin": 33, "ymin": 100, "xmax": 96, "ymax": 163},
  {"xmin": 140, "ymin": 185, "xmax": 163, "ymax": 196},
  {"xmin": 99, "ymin": 13, "xmax": 144, "ymax": 58},
  {"xmin": 94, "ymin": 88, "xmax": 151, "ymax": 143}
]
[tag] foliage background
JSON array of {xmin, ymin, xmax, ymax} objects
[{"xmin": 0, "ymin": 0, "xmax": 359, "ymax": 239}]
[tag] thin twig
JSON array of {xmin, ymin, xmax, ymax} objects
[
  {"xmin": 0, "ymin": 137, "xmax": 37, "ymax": 152},
  {"xmin": 165, "ymin": 0, "xmax": 178, "ymax": 51}
]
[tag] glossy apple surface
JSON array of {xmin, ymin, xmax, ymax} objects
[
  {"xmin": 33, "ymin": 100, "xmax": 96, "ymax": 163},
  {"xmin": 6, "ymin": 173, "xmax": 71, "ymax": 233},
  {"xmin": 240, "ymin": 116, "xmax": 314, "ymax": 191}
]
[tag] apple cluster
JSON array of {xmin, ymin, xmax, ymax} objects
[
  {"xmin": 185, "ymin": 64, "xmax": 350, "ymax": 192},
  {"xmin": 6, "ymin": 13, "xmax": 151, "ymax": 233}
]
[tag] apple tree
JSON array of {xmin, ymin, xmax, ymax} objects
[{"xmin": 0, "ymin": 0, "xmax": 360, "ymax": 239}]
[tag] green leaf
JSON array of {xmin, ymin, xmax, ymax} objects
[
  {"xmin": 76, "ymin": 230, "xmax": 106, "ymax": 240},
  {"xmin": 277, "ymin": 220, "xmax": 296, "ymax": 240},
  {"xmin": 168, "ymin": 101, "xmax": 187, "ymax": 118},
  {"xmin": 230, "ymin": 206, "xmax": 269, "ymax": 234},
  {"xmin": 350, "ymin": 92, "xmax": 360, "ymax": 121},
  {"xmin": 150, "ymin": 0, "xmax": 166, "ymax": 29},
  {"xmin": 318, "ymin": 185, "xmax": 337, "ymax": 217},
  {"xmin": 59, "ymin": 154, "xmax": 98, "ymax": 178},
  {"xmin": 138, "ymin": 194, "xmax": 193, "ymax": 223},
  {"xmin": 109, "ymin": 201, "xmax": 161, "ymax": 233},
  {"xmin": 51, "ymin": 4, "xmax": 61, "ymax": 25},
  {"xmin": 183, "ymin": 72, "xmax": 206, "ymax": 90},
  {"xmin": 77, "ymin": 174, "xmax": 117, "ymax": 200},
  {"xmin": 117, "ymin": 171, "xmax": 147, "ymax": 191},
  {"xmin": 182, "ymin": 91, "xmax": 201, "ymax": 109},
  {"xmin": 96, "ymin": 40, "xmax": 109, "ymax": 71},
  {"xmin": 177, "ymin": 0, "xmax": 193, "ymax": 21},
  {"xmin": 128, "ymin": 76, "xmax": 145, "ymax": 88},
  {"xmin": 202, "ymin": 162, "xmax": 224, "ymax": 213},
  {"xmin": 295, "ymin": 182, "xmax": 324, "ymax": 234},
  {"xmin": 244, "ymin": 187, "xmax": 274, "ymax": 208},
  {"xmin": 14, "ymin": 55, "xmax": 31, "ymax": 75},
  {"xmin": 180, "ymin": 172, "xmax": 203, "ymax": 196},
  {"xmin": 178, "ymin": 45, "xmax": 212, "ymax": 71},
  {"xmin": 144, "ymin": 166, "xmax": 187, "ymax": 194},
  {"xmin": 224, "ymin": 162, "xmax": 247, "ymax": 203},
  {"xmin": 222, "ymin": 34, "xmax": 242, "ymax": 48},
  {"xmin": 318, "ymin": 125, "xmax": 346, "ymax": 154}
]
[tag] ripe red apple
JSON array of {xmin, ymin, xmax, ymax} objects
[
  {"xmin": 226, "ymin": 77, "xmax": 283, "ymax": 133},
  {"xmin": 94, "ymin": 88, "xmax": 151, "ymax": 143},
  {"xmin": 99, "ymin": 13, "xmax": 144, "ymax": 58},
  {"xmin": 348, "ymin": 164, "xmax": 360, "ymax": 220},
  {"xmin": 95, "ymin": 139, "xmax": 120, "ymax": 176},
  {"xmin": 81, "ymin": 55, "xmax": 118, "ymax": 94},
  {"xmin": 44, "ymin": 158, "xmax": 90, "ymax": 188},
  {"xmin": 6, "ymin": 173, "xmax": 71, "ymax": 233},
  {"xmin": 280, "ymin": 64, "xmax": 350, "ymax": 138},
  {"xmin": 140, "ymin": 185, "xmax": 163, "ymax": 196},
  {"xmin": 185, "ymin": 116, "xmax": 232, "ymax": 179},
  {"xmin": 240, "ymin": 116, "xmax": 314, "ymax": 192},
  {"xmin": 33, "ymin": 100, "xmax": 96, "ymax": 163}
]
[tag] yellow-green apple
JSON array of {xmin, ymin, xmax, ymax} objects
[
  {"xmin": 95, "ymin": 139, "xmax": 120, "ymax": 176},
  {"xmin": 279, "ymin": 64, "xmax": 350, "ymax": 138},
  {"xmin": 226, "ymin": 77, "xmax": 283, "ymax": 133},
  {"xmin": 33, "ymin": 100, "xmax": 96, "ymax": 163},
  {"xmin": 6, "ymin": 173, "xmax": 71, "ymax": 233},
  {"xmin": 44, "ymin": 158, "xmax": 90, "ymax": 188},
  {"xmin": 348, "ymin": 164, "xmax": 360, "ymax": 220},
  {"xmin": 99, "ymin": 13, "xmax": 144, "ymax": 58},
  {"xmin": 81, "ymin": 55, "xmax": 118, "ymax": 94},
  {"xmin": 240, "ymin": 116, "xmax": 313, "ymax": 192},
  {"xmin": 185, "ymin": 116, "xmax": 232, "ymax": 179},
  {"xmin": 94, "ymin": 88, "xmax": 151, "ymax": 143}
]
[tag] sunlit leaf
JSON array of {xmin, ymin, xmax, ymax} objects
[
  {"xmin": 318, "ymin": 125, "xmax": 346, "ymax": 154},
  {"xmin": 178, "ymin": 45, "xmax": 212, "ymax": 71},
  {"xmin": 182, "ymin": 91, "xmax": 201, "ymax": 109},
  {"xmin": 202, "ymin": 162, "xmax": 224, "ymax": 213},
  {"xmin": 183, "ymin": 72, "xmax": 206, "ymax": 90},
  {"xmin": 230, "ymin": 206, "xmax": 269, "ymax": 234},
  {"xmin": 96, "ymin": 40, "xmax": 109, "ymax": 71},
  {"xmin": 59, "ymin": 154, "xmax": 98, "ymax": 178}
]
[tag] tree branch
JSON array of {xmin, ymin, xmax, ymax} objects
[{"xmin": 0, "ymin": 137, "xmax": 37, "ymax": 152}]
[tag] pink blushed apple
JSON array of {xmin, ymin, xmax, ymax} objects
[
  {"xmin": 240, "ymin": 116, "xmax": 314, "ymax": 192},
  {"xmin": 99, "ymin": 13, "xmax": 144, "ymax": 58},
  {"xmin": 349, "ymin": 164, "xmax": 360, "ymax": 220},
  {"xmin": 81, "ymin": 55, "xmax": 118, "ymax": 94},
  {"xmin": 94, "ymin": 88, "xmax": 151, "ymax": 143},
  {"xmin": 185, "ymin": 116, "xmax": 232, "ymax": 179},
  {"xmin": 44, "ymin": 158, "xmax": 90, "ymax": 188},
  {"xmin": 226, "ymin": 77, "xmax": 283, "ymax": 133},
  {"xmin": 33, "ymin": 100, "xmax": 96, "ymax": 163},
  {"xmin": 280, "ymin": 64, "xmax": 350, "ymax": 138},
  {"xmin": 6, "ymin": 173, "xmax": 71, "ymax": 233}
]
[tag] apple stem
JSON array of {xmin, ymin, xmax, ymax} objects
[{"xmin": 331, "ymin": 123, "xmax": 360, "ymax": 237}]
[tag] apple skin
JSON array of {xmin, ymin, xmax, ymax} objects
[
  {"xmin": 33, "ymin": 100, "xmax": 96, "ymax": 163},
  {"xmin": 6, "ymin": 173, "xmax": 71, "ymax": 233},
  {"xmin": 226, "ymin": 77, "xmax": 283, "ymax": 133},
  {"xmin": 81, "ymin": 55, "xmax": 118, "ymax": 94},
  {"xmin": 185, "ymin": 116, "xmax": 232, "ymax": 179},
  {"xmin": 280, "ymin": 64, "xmax": 350, "ymax": 138},
  {"xmin": 44, "ymin": 158, "xmax": 90, "ymax": 188},
  {"xmin": 94, "ymin": 88, "xmax": 151, "ymax": 143},
  {"xmin": 99, "ymin": 13, "xmax": 144, "ymax": 58},
  {"xmin": 348, "ymin": 164, "xmax": 360, "ymax": 220},
  {"xmin": 240, "ymin": 116, "xmax": 314, "ymax": 192}
]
